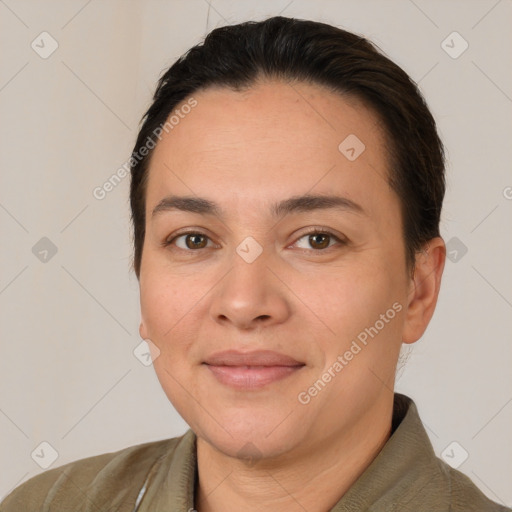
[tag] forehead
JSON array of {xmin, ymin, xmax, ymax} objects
[{"xmin": 145, "ymin": 80, "xmax": 394, "ymax": 218}]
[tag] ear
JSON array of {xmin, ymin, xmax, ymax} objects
[
  {"xmin": 139, "ymin": 321, "xmax": 148, "ymax": 340},
  {"xmin": 402, "ymin": 237, "xmax": 446, "ymax": 344}
]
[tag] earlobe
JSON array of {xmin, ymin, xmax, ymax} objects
[
  {"xmin": 139, "ymin": 321, "xmax": 148, "ymax": 340},
  {"xmin": 402, "ymin": 237, "xmax": 446, "ymax": 344}
]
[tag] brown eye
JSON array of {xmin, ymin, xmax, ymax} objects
[
  {"xmin": 183, "ymin": 234, "xmax": 208, "ymax": 249},
  {"xmin": 166, "ymin": 232, "xmax": 213, "ymax": 250},
  {"xmin": 308, "ymin": 233, "xmax": 330, "ymax": 250},
  {"xmin": 185, "ymin": 234, "xmax": 207, "ymax": 249},
  {"xmin": 293, "ymin": 229, "xmax": 346, "ymax": 252}
]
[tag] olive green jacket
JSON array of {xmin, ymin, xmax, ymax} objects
[{"xmin": 1, "ymin": 394, "xmax": 509, "ymax": 511}]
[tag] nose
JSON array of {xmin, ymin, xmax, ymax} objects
[{"xmin": 209, "ymin": 247, "xmax": 291, "ymax": 331}]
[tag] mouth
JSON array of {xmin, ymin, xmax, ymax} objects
[{"xmin": 203, "ymin": 350, "xmax": 305, "ymax": 389}]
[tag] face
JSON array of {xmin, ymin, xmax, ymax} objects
[{"xmin": 138, "ymin": 80, "xmax": 419, "ymax": 461}]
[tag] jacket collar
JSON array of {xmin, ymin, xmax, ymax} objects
[
  {"xmin": 137, "ymin": 427, "xmax": 197, "ymax": 511},
  {"xmin": 330, "ymin": 393, "xmax": 450, "ymax": 511},
  {"xmin": 138, "ymin": 393, "xmax": 449, "ymax": 511}
]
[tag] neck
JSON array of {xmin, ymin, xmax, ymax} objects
[{"xmin": 194, "ymin": 396, "xmax": 394, "ymax": 512}]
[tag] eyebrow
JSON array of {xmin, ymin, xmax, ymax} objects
[{"xmin": 151, "ymin": 194, "xmax": 365, "ymax": 219}]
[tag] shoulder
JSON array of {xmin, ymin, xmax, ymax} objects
[
  {"xmin": 391, "ymin": 395, "xmax": 510, "ymax": 511},
  {"xmin": 437, "ymin": 458, "xmax": 511, "ymax": 511},
  {"xmin": 0, "ymin": 436, "xmax": 181, "ymax": 512}
]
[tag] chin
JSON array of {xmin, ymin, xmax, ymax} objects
[
  {"xmin": 203, "ymin": 427, "xmax": 299, "ymax": 464},
  {"xmin": 192, "ymin": 408, "xmax": 310, "ymax": 464}
]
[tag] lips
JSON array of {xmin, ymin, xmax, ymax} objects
[
  {"xmin": 204, "ymin": 349, "xmax": 303, "ymax": 367},
  {"xmin": 203, "ymin": 350, "xmax": 305, "ymax": 389}
]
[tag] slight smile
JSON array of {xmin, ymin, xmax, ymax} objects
[{"xmin": 203, "ymin": 350, "xmax": 306, "ymax": 390}]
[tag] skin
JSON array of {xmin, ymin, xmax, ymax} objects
[{"xmin": 138, "ymin": 79, "xmax": 445, "ymax": 512}]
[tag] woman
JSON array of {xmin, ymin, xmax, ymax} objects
[{"xmin": 2, "ymin": 15, "xmax": 508, "ymax": 512}]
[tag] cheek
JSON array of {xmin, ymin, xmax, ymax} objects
[
  {"xmin": 309, "ymin": 271, "xmax": 405, "ymax": 397},
  {"xmin": 312, "ymin": 263, "xmax": 400, "ymax": 330},
  {"xmin": 308, "ymin": 261, "xmax": 406, "ymax": 381},
  {"xmin": 140, "ymin": 278, "xmax": 178, "ymax": 339},
  {"xmin": 140, "ymin": 257, "xmax": 202, "ymax": 338},
  {"xmin": 140, "ymin": 269, "xmax": 204, "ymax": 405},
  {"xmin": 139, "ymin": 262, "xmax": 214, "ymax": 376}
]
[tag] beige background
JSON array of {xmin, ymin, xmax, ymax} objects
[{"xmin": 1, "ymin": 0, "xmax": 511, "ymax": 505}]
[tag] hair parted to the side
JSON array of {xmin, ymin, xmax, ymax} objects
[{"xmin": 129, "ymin": 16, "xmax": 445, "ymax": 279}]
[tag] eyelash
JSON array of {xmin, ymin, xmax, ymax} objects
[{"xmin": 163, "ymin": 227, "xmax": 347, "ymax": 253}]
